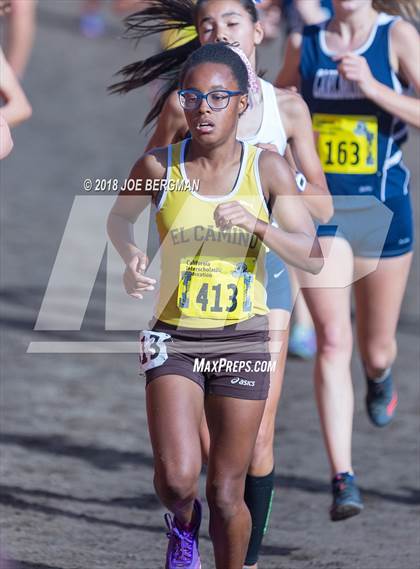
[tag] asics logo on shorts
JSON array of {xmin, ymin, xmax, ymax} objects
[{"xmin": 230, "ymin": 377, "xmax": 255, "ymax": 387}]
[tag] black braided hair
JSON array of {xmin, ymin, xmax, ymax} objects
[
  {"xmin": 180, "ymin": 43, "xmax": 249, "ymax": 94},
  {"xmin": 109, "ymin": 0, "xmax": 258, "ymax": 127}
]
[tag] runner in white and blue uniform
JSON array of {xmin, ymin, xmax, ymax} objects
[
  {"xmin": 302, "ymin": 12, "xmax": 413, "ymax": 257},
  {"xmin": 276, "ymin": 0, "xmax": 419, "ymax": 522},
  {"xmin": 240, "ymin": 77, "xmax": 292, "ymax": 315}
]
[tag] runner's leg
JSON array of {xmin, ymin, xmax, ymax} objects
[
  {"xmin": 298, "ymin": 236, "xmax": 363, "ymax": 519},
  {"xmin": 205, "ymin": 394, "xmax": 266, "ymax": 569},
  {"xmin": 243, "ymin": 311, "xmax": 290, "ymax": 568},
  {"xmin": 354, "ymin": 253, "xmax": 413, "ymax": 378},
  {"xmin": 146, "ymin": 374, "xmax": 204, "ymax": 526},
  {"xmin": 248, "ymin": 310, "xmax": 290, "ymax": 475},
  {"xmin": 298, "ymin": 237, "xmax": 355, "ymax": 475},
  {"xmin": 354, "ymin": 253, "xmax": 412, "ymax": 425},
  {"xmin": 289, "ymin": 268, "xmax": 316, "ymax": 359}
]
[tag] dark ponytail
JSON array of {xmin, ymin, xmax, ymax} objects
[
  {"xmin": 124, "ymin": 0, "xmax": 196, "ymax": 41},
  {"xmin": 109, "ymin": 0, "xmax": 259, "ymax": 127},
  {"xmin": 109, "ymin": 0, "xmax": 199, "ymax": 127},
  {"xmin": 110, "ymin": 39, "xmax": 200, "ymax": 127}
]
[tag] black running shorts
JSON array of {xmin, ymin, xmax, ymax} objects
[{"xmin": 139, "ymin": 315, "xmax": 271, "ymax": 400}]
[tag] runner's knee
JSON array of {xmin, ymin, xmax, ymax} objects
[
  {"xmin": 154, "ymin": 467, "xmax": 198, "ymax": 505},
  {"xmin": 206, "ymin": 475, "xmax": 246, "ymax": 521},
  {"xmin": 316, "ymin": 321, "xmax": 352, "ymax": 359},
  {"xmin": 362, "ymin": 338, "xmax": 397, "ymax": 377},
  {"xmin": 248, "ymin": 421, "xmax": 275, "ymax": 474}
]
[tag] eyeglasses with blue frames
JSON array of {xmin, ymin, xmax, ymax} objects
[{"xmin": 178, "ymin": 89, "xmax": 244, "ymax": 111}]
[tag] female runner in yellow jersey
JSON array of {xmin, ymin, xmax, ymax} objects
[
  {"xmin": 110, "ymin": 3, "xmax": 331, "ymax": 565},
  {"xmin": 108, "ymin": 43, "xmax": 322, "ymax": 569}
]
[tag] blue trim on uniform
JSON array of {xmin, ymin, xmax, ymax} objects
[
  {"xmin": 265, "ymin": 251, "xmax": 292, "ymax": 311},
  {"xmin": 300, "ymin": 15, "xmax": 414, "ymax": 259},
  {"xmin": 300, "ymin": 16, "xmax": 411, "ymax": 202},
  {"xmin": 316, "ymin": 194, "xmax": 414, "ymax": 258}
]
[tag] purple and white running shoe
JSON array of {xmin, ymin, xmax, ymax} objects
[{"xmin": 164, "ymin": 499, "xmax": 202, "ymax": 569}]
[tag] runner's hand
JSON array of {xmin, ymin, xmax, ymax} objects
[
  {"xmin": 335, "ymin": 53, "xmax": 378, "ymax": 99},
  {"xmin": 214, "ymin": 201, "xmax": 258, "ymax": 233},
  {"xmin": 123, "ymin": 252, "xmax": 156, "ymax": 300}
]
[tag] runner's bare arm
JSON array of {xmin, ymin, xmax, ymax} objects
[
  {"xmin": 335, "ymin": 21, "xmax": 420, "ymax": 128},
  {"xmin": 145, "ymin": 90, "xmax": 189, "ymax": 152},
  {"xmin": 260, "ymin": 151, "xmax": 323, "ymax": 274},
  {"xmin": 5, "ymin": 0, "xmax": 36, "ymax": 78},
  {"xmin": 0, "ymin": 48, "xmax": 32, "ymax": 127},
  {"xmin": 354, "ymin": 20, "xmax": 420, "ymax": 128},
  {"xmin": 278, "ymin": 90, "xmax": 333, "ymax": 223},
  {"xmin": 107, "ymin": 149, "xmax": 166, "ymax": 299},
  {"xmin": 0, "ymin": 113, "xmax": 13, "ymax": 158},
  {"xmin": 107, "ymin": 149, "xmax": 166, "ymax": 264},
  {"xmin": 274, "ymin": 33, "xmax": 302, "ymax": 90},
  {"xmin": 294, "ymin": 0, "xmax": 329, "ymax": 25}
]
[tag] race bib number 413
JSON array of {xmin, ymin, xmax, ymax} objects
[
  {"xmin": 313, "ymin": 114, "xmax": 378, "ymax": 175},
  {"xmin": 177, "ymin": 257, "xmax": 255, "ymax": 320}
]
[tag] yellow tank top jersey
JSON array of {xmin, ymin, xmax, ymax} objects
[{"xmin": 155, "ymin": 139, "xmax": 270, "ymax": 329}]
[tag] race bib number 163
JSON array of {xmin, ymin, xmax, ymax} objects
[{"xmin": 313, "ymin": 113, "xmax": 378, "ymax": 175}]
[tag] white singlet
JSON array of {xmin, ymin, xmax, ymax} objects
[{"xmin": 240, "ymin": 78, "xmax": 288, "ymax": 156}]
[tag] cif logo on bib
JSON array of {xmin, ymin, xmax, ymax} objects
[{"xmin": 178, "ymin": 258, "xmax": 255, "ymax": 319}]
